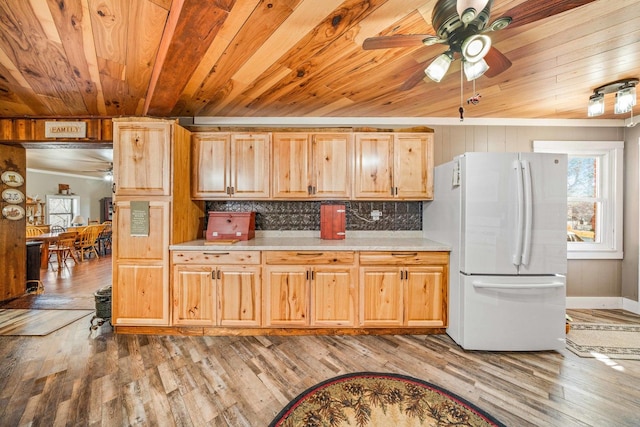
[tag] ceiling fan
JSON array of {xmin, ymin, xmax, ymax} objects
[{"xmin": 363, "ymin": 0, "xmax": 596, "ymax": 88}]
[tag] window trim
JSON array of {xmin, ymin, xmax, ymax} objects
[{"xmin": 533, "ymin": 140, "xmax": 624, "ymax": 260}]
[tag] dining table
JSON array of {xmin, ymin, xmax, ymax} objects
[{"xmin": 26, "ymin": 232, "xmax": 77, "ymax": 269}]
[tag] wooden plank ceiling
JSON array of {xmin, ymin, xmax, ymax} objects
[{"xmin": 0, "ymin": 0, "xmax": 638, "ymax": 120}]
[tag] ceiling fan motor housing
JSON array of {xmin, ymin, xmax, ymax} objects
[{"xmin": 432, "ymin": 0, "xmax": 492, "ymax": 53}]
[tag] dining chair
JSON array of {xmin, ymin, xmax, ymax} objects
[
  {"xmin": 26, "ymin": 226, "xmax": 45, "ymax": 237},
  {"xmin": 75, "ymin": 224, "xmax": 105, "ymax": 260},
  {"xmin": 50, "ymin": 225, "xmax": 66, "ymax": 233},
  {"xmin": 97, "ymin": 221, "xmax": 112, "ymax": 255},
  {"xmin": 48, "ymin": 231, "xmax": 79, "ymax": 270}
]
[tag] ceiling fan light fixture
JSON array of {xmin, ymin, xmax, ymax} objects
[
  {"xmin": 456, "ymin": 0, "xmax": 490, "ymax": 24},
  {"xmin": 463, "ymin": 58, "xmax": 490, "ymax": 81},
  {"xmin": 461, "ymin": 34, "xmax": 491, "ymax": 62},
  {"xmin": 425, "ymin": 51, "xmax": 453, "ymax": 82},
  {"xmin": 614, "ymin": 85, "xmax": 637, "ymax": 114},
  {"xmin": 587, "ymin": 92, "xmax": 605, "ymax": 117}
]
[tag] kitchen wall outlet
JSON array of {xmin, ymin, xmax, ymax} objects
[{"xmin": 371, "ymin": 210, "xmax": 382, "ymax": 221}]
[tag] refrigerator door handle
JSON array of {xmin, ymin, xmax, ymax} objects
[
  {"xmin": 521, "ymin": 160, "xmax": 533, "ymax": 266},
  {"xmin": 472, "ymin": 280, "xmax": 565, "ymax": 289},
  {"xmin": 512, "ymin": 160, "xmax": 524, "ymax": 266}
]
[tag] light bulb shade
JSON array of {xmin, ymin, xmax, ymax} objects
[
  {"xmin": 425, "ymin": 52, "xmax": 453, "ymax": 82},
  {"xmin": 463, "ymin": 58, "xmax": 490, "ymax": 81},
  {"xmin": 614, "ymin": 85, "xmax": 636, "ymax": 114},
  {"xmin": 587, "ymin": 93, "xmax": 605, "ymax": 117},
  {"xmin": 461, "ymin": 34, "xmax": 491, "ymax": 62},
  {"xmin": 71, "ymin": 215, "xmax": 85, "ymax": 226},
  {"xmin": 457, "ymin": 0, "xmax": 490, "ymax": 24}
]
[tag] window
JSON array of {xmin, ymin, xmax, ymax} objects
[
  {"xmin": 533, "ymin": 141, "xmax": 623, "ymax": 259},
  {"xmin": 46, "ymin": 195, "xmax": 80, "ymax": 228}
]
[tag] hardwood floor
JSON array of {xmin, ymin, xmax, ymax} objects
[{"xmin": 0, "ymin": 257, "xmax": 639, "ymax": 426}]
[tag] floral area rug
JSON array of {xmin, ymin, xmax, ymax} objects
[
  {"xmin": 269, "ymin": 372, "xmax": 506, "ymax": 427},
  {"xmin": 566, "ymin": 323, "xmax": 640, "ymax": 360}
]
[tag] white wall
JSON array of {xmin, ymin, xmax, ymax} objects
[
  {"xmin": 25, "ymin": 171, "xmax": 113, "ymax": 224},
  {"xmin": 622, "ymin": 124, "xmax": 640, "ymax": 302}
]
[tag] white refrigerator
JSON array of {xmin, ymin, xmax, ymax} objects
[{"xmin": 423, "ymin": 152, "xmax": 567, "ymax": 351}]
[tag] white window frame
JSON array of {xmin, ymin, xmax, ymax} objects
[
  {"xmin": 45, "ymin": 194, "xmax": 80, "ymax": 228},
  {"xmin": 533, "ymin": 140, "xmax": 623, "ymax": 260}
]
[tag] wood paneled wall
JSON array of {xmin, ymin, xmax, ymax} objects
[
  {"xmin": 0, "ymin": 144, "xmax": 27, "ymax": 301},
  {"xmin": 0, "ymin": 118, "xmax": 112, "ymax": 145},
  {"xmin": 428, "ymin": 124, "xmax": 627, "ymax": 300}
]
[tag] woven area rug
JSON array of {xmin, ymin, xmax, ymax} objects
[
  {"xmin": 566, "ymin": 323, "xmax": 640, "ymax": 360},
  {"xmin": 269, "ymin": 372, "xmax": 506, "ymax": 427},
  {"xmin": 0, "ymin": 309, "xmax": 93, "ymax": 336}
]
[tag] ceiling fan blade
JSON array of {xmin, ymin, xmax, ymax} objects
[
  {"xmin": 497, "ymin": 0, "xmax": 596, "ymax": 29},
  {"xmin": 400, "ymin": 67, "xmax": 429, "ymax": 91},
  {"xmin": 362, "ymin": 34, "xmax": 435, "ymax": 50},
  {"xmin": 483, "ymin": 47, "xmax": 512, "ymax": 78}
]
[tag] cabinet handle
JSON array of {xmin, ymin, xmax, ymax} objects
[
  {"xmin": 312, "ymin": 186, "xmax": 316, "ymax": 194},
  {"xmin": 226, "ymin": 186, "xmax": 230, "ymax": 195},
  {"xmin": 307, "ymin": 185, "xmax": 313, "ymax": 195},
  {"xmin": 306, "ymin": 270, "xmax": 309, "ymax": 280},
  {"xmin": 391, "ymin": 252, "xmax": 418, "ymax": 257},
  {"xmin": 394, "ymin": 187, "xmax": 398, "ymax": 195},
  {"xmin": 310, "ymin": 270, "xmax": 315, "ymax": 280},
  {"xmin": 297, "ymin": 252, "xmax": 323, "ymax": 256},
  {"xmin": 217, "ymin": 270, "xmax": 221, "ymax": 280},
  {"xmin": 390, "ymin": 186, "xmax": 394, "ymax": 195},
  {"xmin": 112, "ymin": 183, "xmax": 116, "ymax": 194},
  {"xmin": 230, "ymin": 186, "xmax": 235, "ymax": 195},
  {"xmin": 203, "ymin": 252, "xmax": 230, "ymax": 255}
]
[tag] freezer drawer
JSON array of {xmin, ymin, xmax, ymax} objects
[{"xmin": 458, "ymin": 274, "xmax": 566, "ymax": 351}]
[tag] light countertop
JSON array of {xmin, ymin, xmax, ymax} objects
[{"xmin": 170, "ymin": 231, "xmax": 450, "ymax": 252}]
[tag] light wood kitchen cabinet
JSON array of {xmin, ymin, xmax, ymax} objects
[
  {"xmin": 113, "ymin": 200, "xmax": 170, "ymax": 326},
  {"xmin": 272, "ymin": 133, "xmax": 351, "ymax": 199},
  {"xmin": 353, "ymin": 133, "xmax": 434, "ymax": 200},
  {"xmin": 112, "ymin": 118, "xmax": 203, "ymax": 328},
  {"xmin": 171, "ymin": 251, "xmax": 261, "ymax": 327},
  {"xmin": 113, "ymin": 121, "xmax": 171, "ymax": 196},
  {"xmin": 359, "ymin": 252, "xmax": 447, "ymax": 327},
  {"xmin": 263, "ymin": 251, "xmax": 357, "ymax": 327},
  {"xmin": 192, "ymin": 132, "xmax": 270, "ymax": 199}
]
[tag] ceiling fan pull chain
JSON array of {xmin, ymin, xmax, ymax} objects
[{"xmin": 459, "ymin": 65, "xmax": 464, "ymax": 122}]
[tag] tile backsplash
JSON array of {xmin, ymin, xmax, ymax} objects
[{"xmin": 204, "ymin": 201, "xmax": 422, "ymax": 232}]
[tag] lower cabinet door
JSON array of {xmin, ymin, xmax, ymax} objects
[
  {"xmin": 359, "ymin": 267, "xmax": 403, "ymax": 326},
  {"xmin": 311, "ymin": 266, "xmax": 357, "ymax": 327},
  {"xmin": 218, "ymin": 266, "xmax": 261, "ymax": 327},
  {"xmin": 172, "ymin": 266, "xmax": 215, "ymax": 326},
  {"xmin": 264, "ymin": 266, "xmax": 309, "ymax": 326},
  {"xmin": 114, "ymin": 262, "xmax": 169, "ymax": 326},
  {"xmin": 404, "ymin": 267, "xmax": 446, "ymax": 327}
]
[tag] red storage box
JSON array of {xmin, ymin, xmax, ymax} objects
[
  {"xmin": 206, "ymin": 212, "xmax": 255, "ymax": 241},
  {"xmin": 320, "ymin": 204, "xmax": 346, "ymax": 240}
]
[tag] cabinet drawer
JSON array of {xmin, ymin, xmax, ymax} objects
[
  {"xmin": 264, "ymin": 251, "xmax": 355, "ymax": 265},
  {"xmin": 172, "ymin": 250, "xmax": 260, "ymax": 265},
  {"xmin": 359, "ymin": 251, "xmax": 448, "ymax": 266}
]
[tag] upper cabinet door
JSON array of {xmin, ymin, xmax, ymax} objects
[
  {"xmin": 353, "ymin": 132, "xmax": 433, "ymax": 200},
  {"xmin": 353, "ymin": 133, "xmax": 394, "ymax": 199},
  {"xmin": 394, "ymin": 133, "xmax": 434, "ymax": 200},
  {"xmin": 312, "ymin": 133, "xmax": 351, "ymax": 199},
  {"xmin": 192, "ymin": 133, "xmax": 270, "ymax": 199},
  {"xmin": 272, "ymin": 133, "xmax": 311, "ymax": 199},
  {"xmin": 114, "ymin": 122, "xmax": 172, "ymax": 196},
  {"xmin": 192, "ymin": 133, "xmax": 231, "ymax": 198},
  {"xmin": 230, "ymin": 133, "xmax": 271, "ymax": 199}
]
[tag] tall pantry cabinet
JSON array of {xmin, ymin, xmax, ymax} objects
[{"xmin": 112, "ymin": 118, "xmax": 203, "ymax": 328}]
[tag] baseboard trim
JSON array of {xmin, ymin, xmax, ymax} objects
[{"xmin": 567, "ymin": 296, "xmax": 640, "ymax": 315}]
